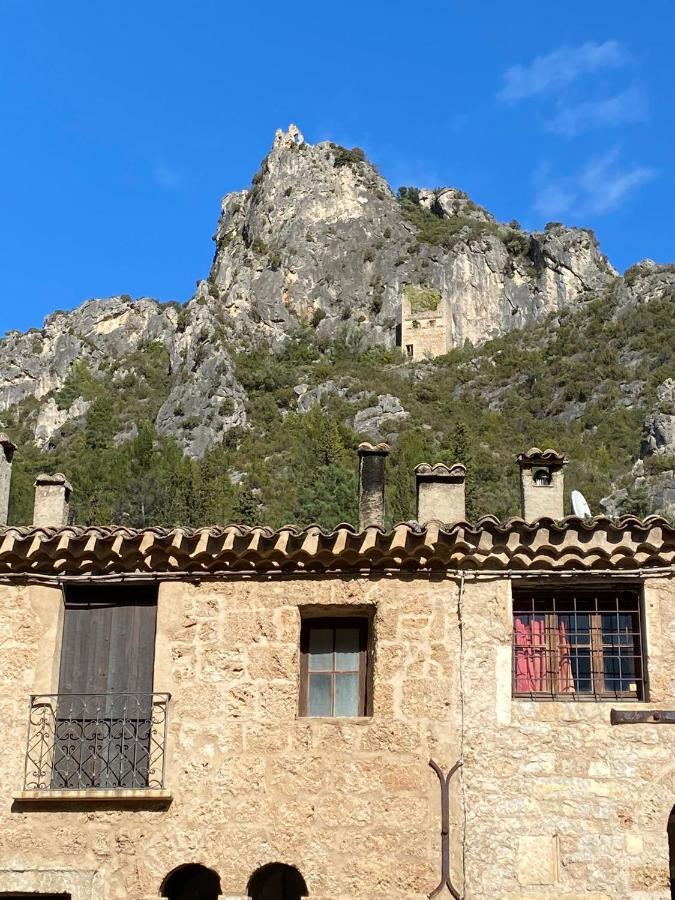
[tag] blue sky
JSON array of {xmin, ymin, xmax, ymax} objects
[{"xmin": 0, "ymin": 0, "xmax": 673, "ymax": 334}]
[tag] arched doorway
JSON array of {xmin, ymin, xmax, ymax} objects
[
  {"xmin": 161, "ymin": 864, "xmax": 221, "ymax": 900},
  {"xmin": 669, "ymin": 806, "xmax": 675, "ymax": 900},
  {"xmin": 247, "ymin": 863, "xmax": 308, "ymax": 900}
]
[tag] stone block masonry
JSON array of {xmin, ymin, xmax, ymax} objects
[
  {"xmin": 0, "ymin": 569, "xmax": 671, "ymax": 898},
  {"xmin": 400, "ymin": 284, "xmax": 451, "ymax": 360}
]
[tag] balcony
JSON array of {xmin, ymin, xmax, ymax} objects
[{"xmin": 21, "ymin": 692, "xmax": 170, "ymax": 798}]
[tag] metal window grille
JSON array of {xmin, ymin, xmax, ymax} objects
[
  {"xmin": 23, "ymin": 692, "xmax": 170, "ymax": 791},
  {"xmin": 512, "ymin": 587, "xmax": 645, "ymax": 701}
]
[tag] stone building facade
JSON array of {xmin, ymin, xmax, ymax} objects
[
  {"xmin": 0, "ymin": 446, "xmax": 673, "ymax": 899},
  {"xmin": 400, "ymin": 286, "xmax": 451, "ymax": 360}
]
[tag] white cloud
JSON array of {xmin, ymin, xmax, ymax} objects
[
  {"xmin": 533, "ymin": 149, "xmax": 655, "ymax": 219},
  {"xmin": 579, "ymin": 149, "xmax": 654, "ymax": 215},
  {"xmin": 546, "ymin": 85, "xmax": 647, "ymax": 137},
  {"xmin": 153, "ymin": 163, "xmax": 182, "ymax": 190},
  {"xmin": 499, "ymin": 40, "xmax": 628, "ymax": 102}
]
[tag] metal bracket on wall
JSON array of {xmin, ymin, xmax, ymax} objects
[
  {"xmin": 610, "ymin": 709, "xmax": 675, "ymax": 725},
  {"xmin": 429, "ymin": 759, "xmax": 463, "ymax": 900}
]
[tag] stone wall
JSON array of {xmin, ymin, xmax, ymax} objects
[
  {"xmin": 0, "ymin": 577, "xmax": 460, "ymax": 900},
  {"xmin": 461, "ymin": 576, "xmax": 675, "ymax": 900},
  {"xmin": 0, "ymin": 573, "xmax": 671, "ymax": 899},
  {"xmin": 400, "ymin": 290, "xmax": 451, "ymax": 360}
]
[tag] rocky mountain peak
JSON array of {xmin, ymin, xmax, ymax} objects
[
  {"xmin": 0, "ymin": 124, "xmax": 646, "ymax": 462},
  {"xmin": 206, "ymin": 124, "xmax": 617, "ymax": 354}
]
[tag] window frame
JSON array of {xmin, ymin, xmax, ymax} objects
[
  {"xmin": 511, "ymin": 585, "xmax": 647, "ymax": 702},
  {"xmin": 299, "ymin": 616, "xmax": 370, "ymax": 718}
]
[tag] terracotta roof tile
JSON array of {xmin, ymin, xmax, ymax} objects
[
  {"xmin": 0, "ymin": 516, "xmax": 672, "ymax": 576},
  {"xmin": 517, "ymin": 447, "xmax": 568, "ymax": 465}
]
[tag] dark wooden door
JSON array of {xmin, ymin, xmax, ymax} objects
[{"xmin": 53, "ymin": 585, "xmax": 157, "ymax": 788}]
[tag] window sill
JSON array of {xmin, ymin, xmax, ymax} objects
[
  {"xmin": 512, "ymin": 695, "xmax": 643, "ymax": 703},
  {"xmin": 14, "ymin": 788, "xmax": 172, "ymax": 807},
  {"xmin": 296, "ymin": 715, "xmax": 373, "ymax": 724}
]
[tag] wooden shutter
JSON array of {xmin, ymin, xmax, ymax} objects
[
  {"xmin": 58, "ymin": 584, "xmax": 158, "ymax": 697},
  {"xmin": 53, "ymin": 585, "xmax": 159, "ymax": 788}
]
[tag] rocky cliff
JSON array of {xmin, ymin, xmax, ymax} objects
[
  {"xmin": 0, "ymin": 125, "xmax": 619, "ymax": 458},
  {"xmin": 0, "ymin": 126, "xmax": 672, "ymax": 526},
  {"xmin": 207, "ymin": 125, "xmax": 615, "ymax": 349}
]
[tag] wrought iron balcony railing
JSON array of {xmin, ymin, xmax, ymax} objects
[{"xmin": 24, "ymin": 692, "xmax": 170, "ymax": 791}]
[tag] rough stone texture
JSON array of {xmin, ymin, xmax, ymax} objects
[
  {"xmin": 0, "ymin": 125, "xmax": 623, "ymax": 456},
  {"xmin": 603, "ymin": 379, "xmax": 675, "ymax": 519},
  {"xmin": 461, "ymin": 576, "xmax": 675, "ymax": 900},
  {"xmin": 433, "ymin": 188, "xmax": 496, "ymax": 225},
  {"xmin": 641, "ymin": 380, "xmax": 675, "ymax": 458},
  {"xmin": 518, "ymin": 453, "xmax": 567, "ymax": 521},
  {"xmin": 0, "ymin": 868, "xmax": 102, "ymax": 899},
  {"xmin": 353, "ymin": 394, "xmax": 408, "ymax": 440},
  {"xmin": 0, "ymin": 576, "xmax": 460, "ymax": 900},
  {"xmin": 32, "ymin": 473, "xmax": 71, "ymax": 527},
  {"xmin": 0, "ymin": 573, "xmax": 671, "ymax": 898},
  {"xmin": 33, "ymin": 396, "xmax": 90, "ymax": 448},
  {"xmin": 415, "ymin": 463, "xmax": 466, "ymax": 524},
  {"xmin": 616, "ymin": 260, "xmax": 675, "ymax": 309},
  {"xmin": 0, "ymin": 297, "xmax": 173, "ymax": 413},
  {"xmin": 0, "ymin": 293, "xmax": 247, "ymax": 458},
  {"xmin": 295, "ymin": 380, "xmax": 348, "ymax": 414},
  {"xmin": 401, "ymin": 286, "xmax": 450, "ymax": 360},
  {"xmin": 357, "ymin": 443, "xmax": 388, "ymax": 529}
]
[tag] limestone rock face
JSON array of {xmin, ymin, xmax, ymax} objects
[
  {"xmin": 353, "ymin": 394, "xmax": 409, "ymax": 440},
  {"xmin": 0, "ymin": 297, "xmax": 170, "ymax": 413},
  {"xmin": 208, "ymin": 126, "xmax": 617, "ymax": 353},
  {"xmin": 34, "ymin": 397, "xmax": 90, "ymax": 448},
  {"xmin": 0, "ymin": 294, "xmax": 246, "ymax": 457},
  {"xmin": 531, "ymin": 223, "xmax": 617, "ymax": 303},
  {"xmin": 602, "ymin": 379, "xmax": 675, "ymax": 519},
  {"xmin": 641, "ymin": 379, "xmax": 675, "ymax": 458},
  {"xmin": 294, "ymin": 381, "xmax": 348, "ymax": 414},
  {"xmin": 431, "ymin": 187, "xmax": 496, "ymax": 224},
  {"xmin": 0, "ymin": 124, "xmax": 649, "ymax": 459}
]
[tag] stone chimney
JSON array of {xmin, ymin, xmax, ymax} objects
[
  {"xmin": 0, "ymin": 434, "xmax": 16, "ymax": 526},
  {"xmin": 357, "ymin": 443, "xmax": 389, "ymax": 530},
  {"xmin": 415, "ymin": 463, "xmax": 467, "ymax": 525},
  {"xmin": 33, "ymin": 473, "xmax": 72, "ymax": 528},
  {"xmin": 517, "ymin": 448, "xmax": 568, "ymax": 521}
]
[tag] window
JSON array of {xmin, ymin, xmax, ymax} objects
[
  {"xmin": 533, "ymin": 468, "xmax": 552, "ymax": 486},
  {"xmin": 406, "ymin": 344, "xmax": 414, "ymax": 358},
  {"xmin": 299, "ymin": 618, "xmax": 369, "ymax": 717},
  {"xmin": 512, "ymin": 586, "xmax": 645, "ymax": 700},
  {"xmin": 53, "ymin": 585, "xmax": 159, "ymax": 788}
]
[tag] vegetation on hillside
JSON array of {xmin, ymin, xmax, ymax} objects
[
  {"xmin": 397, "ymin": 187, "xmax": 532, "ymax": 263},
  {"xmin": 4, "ymin": 279, "xmax": 674, "ymax": 529}
]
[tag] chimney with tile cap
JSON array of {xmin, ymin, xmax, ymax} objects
[
  {"xmin": 415, "ymin": 462, "xmax": 466, "ymax": 525},
  {"xmin": 33, "ymin": 473, "xmax": 72, "ymax": 528},
  {"xmin": 357, "ymin": 442, "xmax": 389, "ymax": 530},
  {"xmin": 0, "ymin": 434, "xmax": 16, "ymax": 526},
  {"xmin": 517, "ymin": 448, "xmax": 568, "ymax": 521}
]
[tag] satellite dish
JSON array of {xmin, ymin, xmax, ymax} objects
[{"xmin": 571, "ymin": 490, "xmax": 592, "ymax": 518}]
